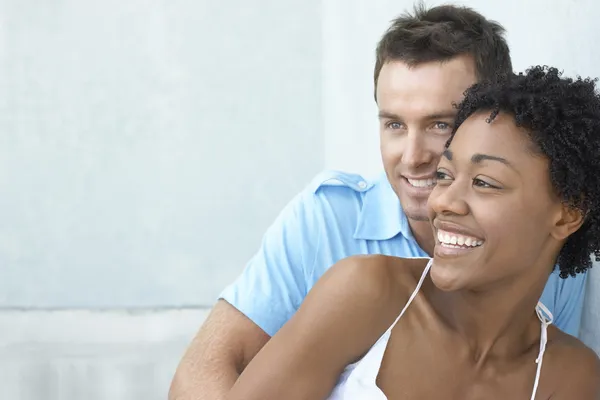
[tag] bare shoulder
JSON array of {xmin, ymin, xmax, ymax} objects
[
  {"xmin": 317, "ymin": 255, "xmax": 428, "ymax": 308},
  {"xmin": 303, "ymin": 255, "xmax": 431, "ymax": 334},
  {"xmin": 549, "ymin": 329, "xmax": 600, "ymax": 370},
  {"xmin": 545, "ymin": 328, "xmax": 600, "ymax": 398},
  {"xmin": 226, "ymin": 256, "xmax": 429, "ymax": 400},
  {"xmin": 295, "ymin": 255, "xmax": 429, "ymax": 359}
]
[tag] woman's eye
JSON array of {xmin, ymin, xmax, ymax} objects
[
  {"xmin": 436, "ymin": 171, "xmax": 451, "ymax": 181},
  {"xmin": 473, "ymin": 178, "xmax": 496, "ymax": 189}
]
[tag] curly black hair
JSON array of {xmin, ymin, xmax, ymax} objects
[{"xmin": 448, "ymin": 66, "xmax": 600, "ymax": 278}]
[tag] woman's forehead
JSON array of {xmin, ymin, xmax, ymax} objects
[{"xmin": 448, "ymin": 112, "xmax": 537, "ymax": 164}]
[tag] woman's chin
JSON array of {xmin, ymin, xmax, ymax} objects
[{"xmin": 429, "ymin": 259, "xmax": 466, "ymax": 292}]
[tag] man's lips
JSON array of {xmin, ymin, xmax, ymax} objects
[{"xmin": 405, "ymin": 176, "xmax": 437, "ymax": 188}]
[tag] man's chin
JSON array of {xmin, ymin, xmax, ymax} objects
[
  {"xmin": 404, "ymin": 210, "xmax": 429, "ymax": 222},
  {"xmin": 392, "ymin": 183, "xmax": 431, "ymax": 221},
  {"xmin": 400, "ymin": 200, "xmax": 430, "ymax": 222}
]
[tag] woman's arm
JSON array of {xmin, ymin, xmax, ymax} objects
[{"xmin": 226, "ymin": 255, "xmax": 403, "ymax": 400}]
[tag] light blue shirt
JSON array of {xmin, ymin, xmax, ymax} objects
[{"xmin": 220, "ymin": 170, "xmax": 587, "ymax": 337}]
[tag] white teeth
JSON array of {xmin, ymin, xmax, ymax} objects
[
  {"xmin": 407, "ymin": 178, "xmax": 436, "ymax": 188},
  {"xmin": 437, "ymin": 229, "xmax": 483, "ymax": 248}
]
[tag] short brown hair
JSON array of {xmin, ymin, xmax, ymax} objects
[{"xmin": 374, "ymin": 3, "xmax": 512, "ymax": 97}]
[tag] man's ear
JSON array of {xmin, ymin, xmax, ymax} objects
[{"xmin": 551, "ymin": 204, "xmax": 585, "ymax": 241}]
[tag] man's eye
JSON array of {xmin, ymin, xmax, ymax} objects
[
  {"xmin": 433, "ymin": 122, "xmax": 452, "ymax": 130},
  {"xmin": 386, "ymin": 122, "xmax": 403, "ymax": 129}
]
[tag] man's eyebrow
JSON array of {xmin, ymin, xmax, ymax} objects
[
  {"xmin": 377, "ymin": 110, "xmax": 457, "ymax": 120},
  {"xmin": 378, "ymin": 110, "xmax": 400, "ymax": 119},
  {"xmin": 424, "ymin": 112, "xmax": 457, "ymax": 120}
]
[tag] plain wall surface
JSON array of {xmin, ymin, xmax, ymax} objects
[
  {"xmin": 1, "ymin": 1, "xmax": 599, "ymax": 399},
  {"xmin": 0, "ymin": 0, "xmax": 323, "ymax": 308},
  {"xmin": 1, "ymin": 1, "xmax": 322, "ymax": 398}
]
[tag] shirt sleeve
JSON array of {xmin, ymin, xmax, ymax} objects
[
  {"xmin": 545, "ymin": 268, "xmax": 588, "ymax": 338},
  {"xmin": 219, "ymin": 186, "xmax": 321, "ymax": 337}
]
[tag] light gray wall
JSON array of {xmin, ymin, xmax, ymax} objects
[
  {"xmin": 0, "ymin": 0, "xmax": 321, "ymax": 398},
  {"xmin": 0, "ymin": 309, "xmax": 207, "ymax": 400},
  {"xmin": 0, "ymin": 0, "xmax": 322, "ymax": 308}
]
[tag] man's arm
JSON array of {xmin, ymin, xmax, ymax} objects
[
  {"xmin": 169, "ymin": 300, "xmax": 269, "ymax": 400},
  {"xmin": 169, "ymin": 179, "xmax": 324, "ymax": 399}
]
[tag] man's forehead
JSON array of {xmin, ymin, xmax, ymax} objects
[
  {"xmin": 378, "ymin": 106, "xmax": 457, "ymax": 121},
  {"xmin": 377, "ymin": 93, "xmax": 458, "ymax": 119},
  {"xmin": 376, "ymin": 58, "xmax": 477, "ymax": 100},
  {"xmin": 375, "ymin": 59, "xmax": 476, "ymax": 121}
]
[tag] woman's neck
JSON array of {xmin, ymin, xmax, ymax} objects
[{"xmin": 427, "ymin": 265, "xmax": 551, "ymax": 368}]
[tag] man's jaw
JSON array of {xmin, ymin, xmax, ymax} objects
[{"xmin": 397, "ymin": 178, "xmax": 434, "ymax": 221}]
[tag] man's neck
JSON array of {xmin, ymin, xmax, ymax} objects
[{"xmin": 408, "ymin": 218, "xmax": 435, "ymax": 256}]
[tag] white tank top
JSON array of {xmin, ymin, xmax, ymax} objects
[{"xmin": 327, "ymin": 258, "xmax": 554, "ymax": 400}]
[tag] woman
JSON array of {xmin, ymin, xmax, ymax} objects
[{"xmin": 227, "ymin": 67, "xmax": 600, "ymax": 399}]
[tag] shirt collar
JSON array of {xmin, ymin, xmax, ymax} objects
[{"xmin": 353, "ymin": 173, "xmax": 416, "ymax": 242}]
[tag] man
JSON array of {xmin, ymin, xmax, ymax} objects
[{"xmin": 169, "ymin": 4, "xmax": 588, "ymax": 399}]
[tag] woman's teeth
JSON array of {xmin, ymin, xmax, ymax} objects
[
  {"xmin": 437, "ymin": 229, "xmax": 483, "ymax": 247},
  {"xmin": 407, "ymin": 178, "xmax": 436, "ymax": 188}
]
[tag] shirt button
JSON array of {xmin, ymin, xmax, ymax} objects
[{"xmin": 358, "ymin": 181, "xmax": 367, "ymax": 189}]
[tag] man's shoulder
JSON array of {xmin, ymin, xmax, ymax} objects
[
  {"xmin": 297, "ymin": 170, "xmax": 422, "ymax": 258},
  {"xmin": 291, "ymin": 170, "xmax": 389, "ymax": 229},
  {"xmin": 538, "ymin": 268, "xmax": 587, "ymax": 336},
  {"xmin": 306, "ymin": 170, "xmax": 381, "ymax": 198},
  {"xmin": 273, "ymin": 170, "xmax": 379, "ymax": 229}
]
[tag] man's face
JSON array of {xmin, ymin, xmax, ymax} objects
[{"xmin": 377, "ymin": 57, "xmax": 478, "ymax": 221}]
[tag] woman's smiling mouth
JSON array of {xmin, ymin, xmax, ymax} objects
[{"xmin": 437, "ymin": 229, "xmax": 484, "ymax": 248}]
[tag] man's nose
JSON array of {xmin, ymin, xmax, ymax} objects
[{"xmin": 401, "ymin": 132, "xmax": 431, "ymax": 169}]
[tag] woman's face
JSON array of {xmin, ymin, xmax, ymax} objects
[{"xmin": 427, "ymin": 111, "xmax": 574, "ymax": 291}]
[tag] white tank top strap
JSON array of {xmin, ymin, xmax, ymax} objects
[
  {"xmin": 327, "ymin": 260, "xmax": 554, "ymax": 400},
  {"xmin": 348, "ymin": 258, "xmax": 434, "ymax": 386},
  {"xmin": 530, "ymin": 301, "xmax": 554, "ymax": 400},
  {"xmin": 385, "ymin": 258, "xmax": 434, "ymax": 334}
]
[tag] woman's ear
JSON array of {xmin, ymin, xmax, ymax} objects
[{"xmin": 551, "ymin": 204, "xmax": 585, "ymax": 241}]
